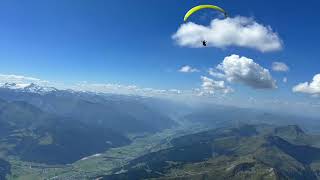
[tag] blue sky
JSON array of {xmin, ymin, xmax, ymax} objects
[{"xmin": 0, "ymin": 0, "xmax": 319, "ymax": 115}]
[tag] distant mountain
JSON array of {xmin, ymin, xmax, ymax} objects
[
  {"xmin": 99, "ymin": 124, "xmax": 320, "ymax": 180},
  {"xmin": 0, "ymin": 83, "xmax": 57, "ymax": 94},
  {"xmin": 182, "ymin": 105, "xmax": 320, "ymax": 133},
  {"xmin": 0, "ymin": 99, "xmax": 130, "ymax": 165},
  {"xmin": 2, "ymin": 82, "xmax": 320, "ymax": 180},
  {"xmin": 0, "ymin": 83, "xmax": 176, "ymax": 134},
  {"xmin": 0, "ymin": 82, "xmax": 179, "ymax": 178}
]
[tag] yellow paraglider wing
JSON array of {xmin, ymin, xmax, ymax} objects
[{"xmin": 184, "ymin": 5, "xmax": 227, "ymax": 22}]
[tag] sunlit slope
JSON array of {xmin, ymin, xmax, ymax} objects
[{"xmin": 100, "ymin": 125, "xmax": 320, "ymax": 180}]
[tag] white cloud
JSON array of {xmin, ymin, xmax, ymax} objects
[
  {"xmin": 208, "ymin": 68, "xmax": 225, "ymax": 79},
  {"xmin": 74, "ymin": 82, "xmax": 187, "ymax": 97},
  {"xmin": 0, "ymin": 74, "xmax": 48, "ymax": 85},
  {"xmin": 283, "ymin": 77, "xmax": 288, "ymax": 83},
  {"xmin": 215, "ymin": 54, "xmax": 277, "ymax": 89},
  {"xmin": 272, "ymin": 62, "xmax": 289, "ymax": 72},
  {"xmin": 179, "ymin": 65, "xmax": 199, "ymax": 73},
  {"xmin": 0, "ymin": 74, "xmax": 199, "ymax": 98},
  {"xmin": 168, "ymin": 89, "xmax": 182, "ymax": 94},
  {"xmin": 172, "ymin": 16, "xmax": 282, "ymax": 52},
  {"xmin": 199, "ymin": 76, "xmax": 233, "ymax": 95},
  {"xmin": 293, "ymin": 74, "xmax": 320, "ymax": 96}
]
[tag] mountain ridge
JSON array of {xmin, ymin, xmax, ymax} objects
[{"xmin": 98, "ymin": 124, "xmax": 320, "ymax": 180}]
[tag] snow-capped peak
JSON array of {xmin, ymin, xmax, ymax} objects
[
  {"xmin": 0, "ymin": 83, "xmax": 57, "ymax": 94},
  {"xmin": 24, "ymin": 83, "xmax": 57, "ymax": 93},
  {"xmin": 2, "ymin": 82, "xmax": 31, "ymax": 89}
]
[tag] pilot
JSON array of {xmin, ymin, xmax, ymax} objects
[{"xmin": 202, "ymin": 40, "xmax": 207, "ymax": 47}]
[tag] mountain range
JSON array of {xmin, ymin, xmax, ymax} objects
[
  {"xmin": 99, "ymin": 124, "xmax": 320, "ymax": 180},
  {"xmin": 0, "ymin": 83, "xmax": 319, "ymax": 179},
  {"xmin": 0, "ymin": 83, "xmax": 178, "ymax": 179}
]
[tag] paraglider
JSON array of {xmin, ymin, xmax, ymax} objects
[
  {"xmin": 202, "ymin": 40, "xmax": 207, "ymax": 47},
  {"xmin": 184, "ymin": 5, "xmax": 227, "ymax": 22},
  {"xmin": 184, "ymin": 5, "xmax": 227, "ymax": 46}
]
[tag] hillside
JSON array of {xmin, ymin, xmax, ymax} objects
[
  {"xmin": 0, "ymin": 83, "xmax": 176, "ymax": 134},
  {"xmin": 0, "ymin": 99, "xmax": 130, "ymax": 165},
  {"xmin": 99, "ymin": 124, "xmax": 320, "ymax": 180},
  {"xmin": 0, "ymin": 84, "xmax": 178, "ymax": 179}
]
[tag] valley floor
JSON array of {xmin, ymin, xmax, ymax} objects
[{"xmin": 7, "ymin": 123, "xmax": 208, "ymax": 180}]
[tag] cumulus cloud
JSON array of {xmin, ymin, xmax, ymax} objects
[
  {"xmin": 293, "ymin": 74, "xmax": 320, "ymax": 96},
  {"xmin": 199, "ymin": 76, "xmax": 233, "ymax": 95},
  {"xmin": 178, "ymin": 65, "xmax": 199, "ymax": 73},
  {"xmin": 172, "ymin": 16, "xmax": 282, "ymax": 52},
  {"xmin": 272, "ymin": 62, "xmax": 289, "ymax": 72},
  {"xmin": 208, "ymin": 68, "xmax": 225, "ymax": 79},
  {"xmin": 213, "ymin": 54, "xmax": 277, "ymax": 89}
]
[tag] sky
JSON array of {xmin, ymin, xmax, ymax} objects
[{"xmin": 0, "ymin": 0, "xmax": 319, "ymax": 116}]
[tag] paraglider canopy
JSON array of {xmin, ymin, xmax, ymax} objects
[{"xmin": 184, "ymin": 5, "xmax": 227, "ymax": 22}]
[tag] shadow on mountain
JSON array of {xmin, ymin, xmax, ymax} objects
[
  {"xmin": 0, "ymin": 99, "xmax": 130, "ymax": 165},
  {"xmin": 98, "ymin": 124, "xmax": 320, "ymax": 180},
  {"xmin": 0, "ymin": 159, "xmax": 11, "ymax": 180}
]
